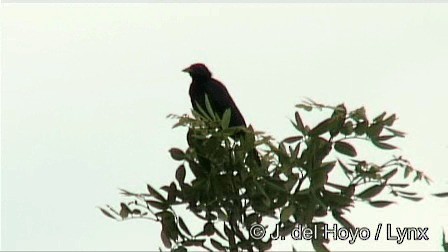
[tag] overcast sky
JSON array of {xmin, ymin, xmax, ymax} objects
[{"xmin": 2, "ymin": 4, "xmax": 448, "ymax": 251}]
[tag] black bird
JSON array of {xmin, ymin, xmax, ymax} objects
[
  {"xmin": 183, "ymin": 63, "xmax": 260, "ymax": 165},
  {"xmin": 183, "ymin": 63, "xmax": 246, "ymax": 128}
]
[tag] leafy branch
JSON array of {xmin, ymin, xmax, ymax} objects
[{"xmin": 101, "ymin": 100, "xmax": 445, "ymax": 251}]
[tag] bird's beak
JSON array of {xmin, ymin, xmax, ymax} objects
[{"xmin": 182, "ymin": 67, "xmax": 191, "ymax": 73}]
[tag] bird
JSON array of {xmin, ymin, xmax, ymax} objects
[
  {"xmin": 182, "ymin": 63, "xmax": 260, "ymax": 165},
  {"xmin": 182, "ymin": 63, "xmax": 247, "ymax": 128}
]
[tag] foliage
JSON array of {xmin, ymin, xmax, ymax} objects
[
  {"xmin": 101, "ymin": 99, "xmax": 440, "ymax": 251},
  {"xmin": 443, "ymin": 231, "xmax": 448, "ymax": 252}
]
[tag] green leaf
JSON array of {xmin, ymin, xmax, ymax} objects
[
  {"xmin": 245, "ymin": 213, "xmax": 259, "ymax": 226},
  {"xmin": 147, "ymin": 184, "xmax": 166, "ymax": 202},
  {"xmin": 357, "ymin": 184, "xmax": 386, "ymax": 199},
  {"xmin": 332, "ymin": 212, "xmax": 355, "ymax": 233},
  {"xmin": 334, "ymin": 141, "xmax": 357, "ymax": 157},
  {"xmin": 221, "ymin": 109, "xmax": 231, "ymax": 129},
  {"xmin": 367, "ymin": 123, "xmax": 384, "ymax": 138},
  {"xmin": 404, "ymin": 166, "xmax": 412, "ymax": 178},
  {"xmin": 338, "ymin": 159, "xmax": 353, "ymax": 176},
  {"xmin": 372, "ymin": 140, "xmax": 397, "ymax": 150},
  {"xmin": 146, "ymin": 200, "xmax": 168, "ymax": 210},
  {"xmin": 173, "ymin": 246, "xmax": 187, "ymax": 252},
  {"xmin": 178, "ymin": 217, "xmax": 192, "ymax": 237},
  {"xmin": 119, "ymin": 203, "xmax": 131, "ymax": 219},
  {"xmin": 119, "ymin": 188, "xmax": 142, "ymax": 197},
  {"xmin": 311, "ymin": 239, "xmax": 330, "ymax": 252},
  {"xmin": 211, "ymin": 239, "xmax": 226, "ymax": 251},
  {"xmin": 160, "ymin": 229, "xmax": 171, "ymax": 248},
  {"xmin": 321, "ymin": 161, "xmax": 336, "ymax": 172},
  {"xmin": 175, "ymin": 165, "xmax": 186, "ymax": 184},
  {"xmin": 160, "ymin": 185, "xmax": 170, "ymax": 193},
  {"xmin": 296, "ymin": 104, "xmax": 313, "ymax": 111},
  {"xmin": 324, "ymin": 191, "xmax": 351, "ymax": 208},
  {"xmin": 326, "ymin": 182, "xmax": 348, "ymax": 191},
  {"xmin": 169, "ymin": 148, "xmax": 185, "ymax": 161},
  {"xmin": 256, "ymin": 240, "xmax": 272, "ymax": 251},
  {"xmin": 389, "ymin": 183, "xmax": 409, "ymax": 188},
  {"xmin": 213, "ymin": 225, "xmax": 227, "ymax": 240},
  {"xmin": 309, "ymin": 118, "xmax": 336, "ymax": 136},
  {"xmin": 311, "ymin": 168, "xmax": 328, "ymax": 190},
  {"xmin": 182, "ymin": 239, "xmax": 205, "ymax": 247},
  {"xmin": 413, "ymin": 170, "xmax": 423, "ymax": 182},
  {"xmin": 335, "ymin": 104, "xmax": 347, "ymax": 114},
  {"xmin": 329, "ymin": 104, "xmax": 347, "ymax": 137},
  {"xmin": 396, "ymin": 190, "xmax": 417, "ymax": 196},
  {"xmin": 340, "ymin": 121, "xmax": 354, "ymax": 135},
  {"xmin": 193, "ymin": 102, "xmax": 212, "ymax": 121},
  {"xmin": 369, "ymin": 200, "xmax": 395, "ymax": 208},
  {"xmin": 167, "ymin": 182, "xmax": 177, "ymax": 203},
  {"xmin": 344, "ymin": 185, "xmax": 356, "ymax": 197},
  {"xmin": 382, "ymin": 168, "xmax": 398, "ymax": 181},
  {"xmin": 204, "ymin": 94, "xmax": 217, "ymax": 120},
  {"xmin": 203, "ymin": 222, "xmax": 215, "ymax": 236},
  {"xmin": 377, "ymin": 135, "xmax": 395, "ymax": 141},
  {"xmin": 350, "ymin": 107, "xmax": 367, "ymax": 121},
  {"xmin": 99, "ymin": 207, "xmax": 117, "ymax": 220},
  {"xmin": 282, "ymin": 135, "xmax": 303, "ymax": 144},
  {"xmin": 295, "ymin": 111, "xmax": 306, "ymax": 133},
  {"xmin": 279, "ymin": 222, "xmax": 296, "ymax": 237},
  {"xmin": 433, "ymin": 192, "xmax": 448, "ymax": 198},
  {"xmin": 373, "ymin": 112, "xmax": 387, "ymax": 123},
  {"xmin": 383, "ymin": 114, "xmax": 396, "ymax": 126},
  {"xmin": 291, "ymin": 142, "xmax": 301, "ymax": 158},
  {"xmin": 223, "ymin": 223, "xmax": 234, "ymax": 240},
  {"xmin": 132, "ymin": 209, "xmax": 141, "ymax": 215},
  {"xmin": 354, "ymin": 120, "xmax": 368, "ymax": 135},
  {"xmin": 401, "ymin": 195, "xmax": 423, "ymax": 202},
  {"xmin": 385, "ymin": 127, "xmax": 406, "ymax": 137},
  {"xmin": 172, "ymin": 246, "xmax": 188, "ymax": 252},
  {"xmin": 443, "ymin": 231, "xmax": 448, "ymax": 252},
  {"xmin": 265, "ymin": 178, "xmax": 288, "ymax": 193},
  {"xmin": 280, "ymin": 204, "xmax": 296, "ymax": 222}
]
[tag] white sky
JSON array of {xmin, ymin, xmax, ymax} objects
[{"xmin": 2, "ymin": 4, "xmax": 448, "ymax": 251}]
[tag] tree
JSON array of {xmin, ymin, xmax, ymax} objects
[{"xmin": 100, "ymin": 98, "xmax": 446, "ymax": 251}]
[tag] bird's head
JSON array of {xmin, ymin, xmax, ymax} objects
[{"xmin": 182, "ymin": 63, "xmax": 212, "ymax": 80}]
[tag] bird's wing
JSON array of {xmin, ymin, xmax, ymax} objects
[{"xmin": 204, "ymin": 79, "xmax": 247, "ymax": 127}]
